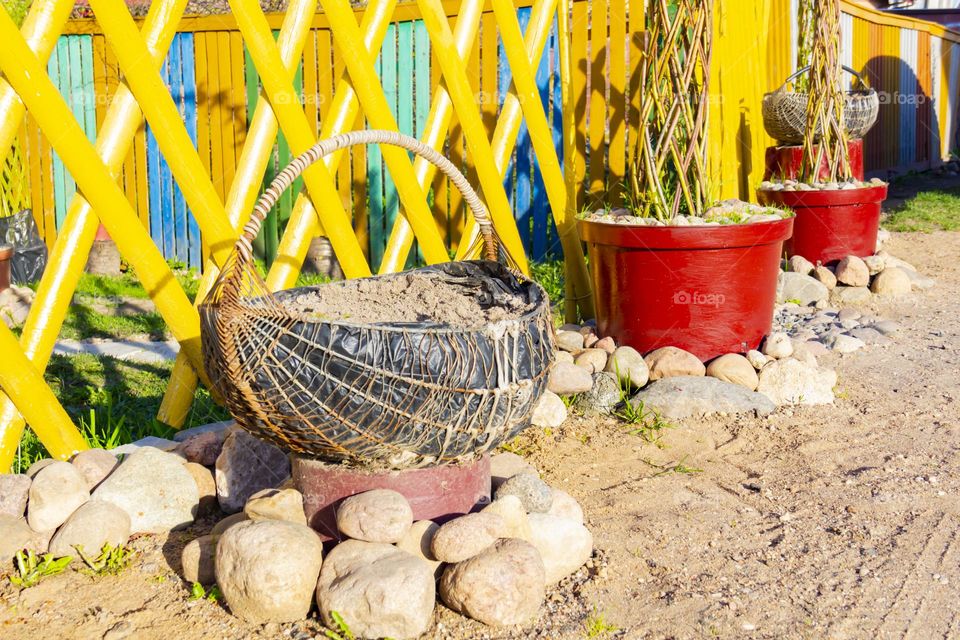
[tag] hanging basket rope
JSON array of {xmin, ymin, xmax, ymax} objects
[
  {"xmin": 199, "ymin": 130, "xmax": 555, "ymax": 468},
  {"xmin": 762, "ymin": 65, "xmax": 879, "ymax": 145}
]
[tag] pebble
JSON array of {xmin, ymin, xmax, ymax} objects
[
  {"xmin": 757, "ymin": 358, "xmax": 837, "ymax": 405},
  {"xmin": 317, "ymin": 540, "xmax": 435, "ymax": 639},
  {"xmin": 830, "ymin": 334, "xmax": 866, "ymax": 353},
  {"xmin": 554, "ymin": 351, "xmax": 574, "ymax": 364},
  {"xmin": 787, "ymin": 255, "xmax": 814, "ymax": 275},
  {"xmin": 904, "ymin": 268, "xmax": 936, "ymax": 290},
  {"xmin": 706, "ymin": 353, "xmax": 759, "ymax": 391},
  {"xmin": 215, "ymin": 429, "xmax": 291, "ymax": 514},
  {"xmin": 395, "ymin": 520, "xmax": 442, "ymax": 577},
  {"xmin": 547, "ymin": 362, "xmax": 594, "ymax": 395},
  {"xmin": 0, "ymin": 474, "xmax": 31, "ymax": 518},
  {"xmin": 848, "ymin": 327, "xmax": 890, "ymax": 346},
  {"xmin": 546, "ymin": 489, "xmax": 584, "ymax": 524},
  {"xmin": 431, "ymin": 512, "xmax": 505, "ymax": 563},
  {"xmin": 336, "ymin": 489, "xmax": 413, "ymax": 543},
  {"xmin": 871, "ymin": 320, "xmax": 900, "ymax": 336},
  {"xmin": 835, "ymin": 256, "xmax": 870, "ymax": 287},
  {"xmin": 812, "ymin": 265, "xmax": 837, "ymax": 290},
  {"xmin": 554, "ymin": 330, "xmax": 585, "ymax": 352},
  {"xmin": 176, "ymin": 430, "xmax": 225, "ymax": 467},
  {"xmin": 244, "ymin": 488, "xmax": 307, "ymax": 525},
  {"xmin": 594, "ymin": 336, "xmax": 617, "ymax": 354},
  {"xmin": 181, "ymin": 534, "xmax": 217, "ymax": 585},
  {"xmin": 25, "ymin": 458, "xmax": 55, "ymax": 478},
  {"xmin": 530, "ymin": 390, "xmax": 568, "ymax": 428},
  {"xmin": 778, "ymin": 272, "xmax": 829, "ymax": 305},
  {"xmin": 863, "ymin": 254, "xmax": 886, "ymax": 275},
  {"xmin": 604, "ymin": 346, "xmax": 650, "ymax": 389},
  {"xmin": 762, "ymin": 332, "xmax": 793, "ymax": 359},
  {"xmin": 494, "ymin": 472, "xmax": 553, "ymax": 513},
  {"xmin": 47, "ymin": 500, "xmax": 131, "ymax": 558},
  {"xmin": 489, "ymin": 452, "xmax": 538, "ymax": 492},
  {"xmin": 837, "ymin": 308, "xmax": 861, "ymax": 322},
  {"xmin": 830, "ymin": 286, "xmax": 873, "ymax": 306},
  {"xmin": 70, "ymin": 449, "xmax": 119, "ymax": 490},
  {"xmin": 439, "ymin": 538, "xmax": 545, "ymax": 626},
  {"xmin": 526, "ymin": 513, "xmax": 594, "ymax": 584},
  {"xmin": 574, "ymin": 348, "xmax": 609, "ymax": 373},
  {"xmin": 871, "ymin": 267, "xmax": 912, "ymax": 295},
  {"xmin": 573, "ymin": 372, "xmax": 622, "ymax": 416},
  {"xmin": 216, "ymin": 520, "xmax": 324, "ymax": 623},
  {"xmin": 27, "ymin": 461, "xmax": 90, "ymax": 532},
  {"xmin": 644, "ymin": 346, "xmax": 706, "ymax": 380},
  {"xmin": 745, "ymin": 350, "xmax": 768, "ymax": 370},
  {"xmin": 483, "ymin": 495, "xmax": 532, "ymax": 541}
]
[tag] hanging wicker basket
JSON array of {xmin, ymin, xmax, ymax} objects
[
  {"xmin": 762, "ymin": 65, "xmax": 879, "ymax": 145},
  {"xmin": 199, "ymin": 130, "xmax": 555, "ymax": 469}
]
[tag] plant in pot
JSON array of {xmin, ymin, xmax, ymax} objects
[
  {"xmin": 576, "ymin": 0, "xmax": 794, "ymax": 362},
  {"xmin": 757, "ymin": 0, "xmax": 887, "ymax": 264}
]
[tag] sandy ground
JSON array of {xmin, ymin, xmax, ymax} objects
[{"xmin": 2, "ymin": 230, "xmax": 959, "ymax": 640}]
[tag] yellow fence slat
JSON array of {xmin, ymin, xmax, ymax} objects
[
  {"xmin": 607, "ymin": 0, "xmax": 626, "ymax": 204},
  {"xmin": 587, "ymin": 0, "xmax": 607, "ymax": 200}
]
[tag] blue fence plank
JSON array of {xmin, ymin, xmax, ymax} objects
[
  {"xmin": 500, "ymin": 8, "xmax": 534, "ymax": 257},
  {"xmin": 168, "ymin": 36, "xmax": 189, "ymax": 265},
  {"xmin": 548, "ymin": 17, "xmax": 563, "ymax": 258},
  {"xmin": 180, "ymin": 34, "xmax": 202, "ymax": 270},
  {"xmin": 530, "ymin": 15, "xmax": 553, "ymax": 261},
  {"xmin": 367, "ymin": 30, "xmax": 389, "ymax": 270}
]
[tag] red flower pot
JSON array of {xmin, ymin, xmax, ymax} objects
[
  {"xmin": 578, "ymin": 218, "xmax": 794, "ymax": 361},
  {"xmin": 764, "ymin": 139, "xmax": 865, "ymax": 182},
  {"xmin": 757, "ymin": 184, "xmax": 887, "ymax": 264},
  {"xmin": 0, "ymin": 245, "xmax": 12, "ymax": 293}
]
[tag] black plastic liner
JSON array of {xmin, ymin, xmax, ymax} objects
[{"xmin": 0, "ymin": 210, "xmax": 47, "ymax": 284}]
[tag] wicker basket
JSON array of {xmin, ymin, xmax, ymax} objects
[
  {"xmin": 762, "ymin": 66, "xmax": 879, "ymax": 145},
  {"xmin": 199, "ymin": 130, "xmax": 555, "ymax": 468}
]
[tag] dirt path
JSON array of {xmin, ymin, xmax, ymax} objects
[{"xmin": 2, "ymin": 231, "xmax": 958, "ymax": 640}]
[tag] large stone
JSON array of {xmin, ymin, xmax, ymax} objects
[
  {"xmin": 757, "ymin": 358, "xmax": 837, "ymax": 405},
  {"xmin": 706, "ymin": 354, "xmax": 759, "ymax": 391},
  {"xmin": 216, "ymin": 520, "xmax": 324, "ymax": 623},
  {"xmin": 25, "ymin": 458, "xmax": 55, "ymax": 478},
  {"xmin": 530, "ymin": 391, "xmax": 567, "ymax": 428},
  {"xmin": 762, "ymin": 332, "xmax": 793, "ymax": 359},
  {"xmin": 811, "ymin": 265, "xmax": 837, "ymax": 290},
  {"xmin": 0, "ymin": 515, "xmax": 34, "ymax": 564},
  {"xmin": 631, "ymin": 376, "xmax": 775, "ymax": 419},
  {"xmin": 92, "ymin": 448, "xmax": 198, "ymax": 534},
  {"xmin": 336, "ymin": 489, "xmax": 413, "ymax": 543},
  {"xmin": 483, "ymin": 495, "xmax": 532, "ymax": 541},
  {"xmin": 431, "ymin": 511, "xmax": 504, "ymax": 563},
  {"xmin": 27, "ymin": 461, "xmax": 90, "ymax": 532},
  {"xmin": 439, "ymin": 538, "xmax": 545, "ymax": 626},
  {"xmin": 489, "ymin": 452, "xmax": 537, "ymax": 492},
  {"xmin": 829, "ymin": 334, "xmax": 865, "ymax": 354},
  {"xmin": 546, "ymin": 362, "xmax": 594, "ymax": 395},
  {"xmin": 183, "ymin": 462, "xmax": 217, "ymax": 517},
  {"xmin": 494, "ymin": 472, "xmax": 553, "ymax": 513},
  {"xmin": 176, "ymin": 430, "xmax": 225, "ymax": 467},
  {"xmin": 211, "ymin": 512, "xmax": 249, "ymax": 538},
  {"xmin": 526, "ymin": 513, "xmax": 593, "ymax": 585},
  {"xmin": 574, "ymin": 348, "xmax": 608, "ymax": 374},
  {"xmin": 778, "ymin": 272, "xmax": 829, "ymax": 305},
  {"xmin": 555, "ymin": 330, "xmax": 585, "ymax": 353},
  {"xmin": 181, "ymin": 534, "xmax": 217, "ymax": 585},
  {"xmin": 70, "ymin": 449, "xmax": 119, "ymax": 490},
  {"xmin": 787, "ymin": 255, "xmax": 814, "ymax": 275},
  {"xmin": 316, "ymin": 540, "xmax": 435, "ymax": 640},
  {"xmin": 830, "ymin": 286, "xmax": 873, "ymax": 306},
  {"xmin": 48, "ymin": 500, "xmax": 131, "ymax": 558},
  {"xmin": 244, "ymin": 488, "xmax": 307, "ymax": 525},
  {"xmin": 547, "ymin": 489, "xmax": 584, "ymax": 525},
  {"xmin": 835, "ymin": 256, "xmax": 870, "ymax": 287},
  {"xmin": 871, "ymin": 267, "xmax": 912, "ymax": 295},
  {"xmin": 395, "ymin": 520, "xmax": 442, "ymax": 577},
  {"xmin": 644, "ymin": 346, "xmax": 705, "ymax": 380},
  {"xmin": 573, "ymin": 372, "xmax": 622, "ymax": 416},
  {"xmin": 0, "ymin": 474, "xmax": 31, "ymax": 518},
  {"xmin": 172, "ymin": 420, "xmax": 232, "ymax": 442},
  {"xmin": 604, "ymin": 346, "xmax": 649, "ymax": 389},
  {"xmin": 594, "ymin": 336, "xmax": 616, "ymax": 354},
  {"xmin": 215, "ymin": 429, "xmax": 291, "ymax": 514},
  {"xmin": 111, "ymin": 436, "xmax": 180, "ymax": 457}
]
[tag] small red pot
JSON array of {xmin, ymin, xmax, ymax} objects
[
  {"xmin": 757, "ymin": 184, "xmax": 887, "ymax": 264},
  {"xmin": 578, "ymin": 218, "xmax": 794, "ymax": 361},
  {"xmin": 764, "ymin": 139, "xmax": 865, "ymax": 182},
  {"xmin": 0, "ymin": 245, "xmax": 12, "ymax": 293}
]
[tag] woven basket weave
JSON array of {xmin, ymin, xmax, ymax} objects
[
  {"xmin": 199, "ymin": 130, "xmax": 555, "ymax": 468},
  {"xmin": 762, "ymin": 66, "xmax": 879, "ymax": 145}
]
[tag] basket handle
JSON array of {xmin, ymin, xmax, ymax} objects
[
  {"xmin": 236, "ymin": 130, "xmax": 499, "ymax": 265},
  {"xmin": 777, "ymin": 65, "xmax": 869, "ymax": 92}
]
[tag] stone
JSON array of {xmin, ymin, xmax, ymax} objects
[
  {"xmin": 526, "ymin": 513, "xmax": 593, "ymax": 584},
  {"xmin": 778, "ymin": 272, "xmax": 829, "ymax": 305},
  {"xmin": 904, "ymin": 269, "xmax": 936, "ymax": 290},
  {"xmin": 787, "ymin": 255, "xmax": 815, "ymax": 275},
  {"xmin": 490, "ymin": 452, "xmax": 538, "ymax": 492},
  {"xmin": 0, "ymin": 286, "xmax": 32, "ymax": 327},
  {"xmin": 439, "ymin": 538, "xmax": 545, "ymax": 627},
  {"xmin": 574, "ymin": 348, "xmax": 608, "ymax": 373},
  {"xmin": 584, "ymin": 334, "xmax": 599, "ymax": 348},
  {"xmin": 184, "ymin": 462, "xmax": 218, "ymax": 517},
  {"xmin": 530, "ymin": 391, "xmax": 567, "ymax": 428},
  {"xmin": 644, "ymin": 346, "xmax": 705, "ymax": 380},
  {"xmin": 837, "ymin": 308, "xmax": 861, "ymax": 322},
  {"xmin": 745, "ymin": 350, "xmax": 768, "ymax": 371},
  {"xmin": 790, "ymin": 341, "xmax": 818, "ymax": 366},
  {"xmin": 547, "ymin": 489, "xmax": 584, "ymax": 524},
  {"xmin": 216, "ymin": 520, "xmax": 324, "ymax": 624},
  {"xmin": 70, "ymin": 449, "xmax": 119, "ymax": 490},
  {"xmin": 546, "ymin": 362, "xmax": 594, "ymax": 395},
  {"xmin": 92, "ymin": 448, "xmax": 198, "ymax": 534},
  {"xmin": 706, "ymin": 354, "xmax": 759, "ymax": 391},
  {"xmin": 830, "ymin": 286, "xmax": 873, "ymax": 306},
  {"xmin": 875, "ymin": 228, "xmax": 891, "ymax": 250},
  {"xmin": 215, "ymin": 429, "xmax": 291, "ymax": 514},
  {"xmin": 27, "ymin": 461, "xmax": 90, "ymax": 532},
  {"xmin": 211, "ymin": 512, "xmax": 249, "ymax": 538},
  {"xmin": 431, "ymin": 512, "xmax": 505, "ymax": 563},
  {"xmin": 244, "ymin": 488, "xmax": 306, "ymax": 525},
  {"xmin": 848, "ymin": 327, "xmax": 890, "ymax": 346},
  {"xmin": 802, "ymin": 340, "xmax": 830, "ymax": 357},
  {"xmin": 494, "ymin": 472, "xmax": 553, "ymax": 513},
  {"xmin": 30, "ymin": 527, "xmax": 54, "ymax": 554},
  {"xmin": 181, "ymin": 534, "xmax": 217, "ymax": 585},
  {"xmin": 835, "ymin": 256, "xmax": 870, "ymax": 287},
  {"xmin": 573, "ymin": 372, "xmax": 622, "ymax": 416},
  {"xmin": 395, "ymin": 520, "xmax": 442, "ymax": 577},
  {"xmin": 176, "ymin": 431, "xmax": 225, "ymax": 467},
  {"xmin": 631, "ymin": 376, "xmax": 775, "ymax": 419},
  {"xmin": 555, "ymin": 330, "xmax": 584, "ymax": 352},
  {"xmin": 863, "ymin": 254, "xmax": 886, "ymax": 275},
  {"xmin": 25, "ymin": 458, "xmax": 55, "ymax": 478},
  {"xmin": 871, "ymin": 267, "xmax": 912, "ymax": 295},
  {"xmin": 762, "ymin": 332, "xmax": 793, "ymax": 359},
  {"xmin": 0, "ymin": 474, "xmax": 31, "ymax": 518},
  {"xmin": 483, "ymin": 495, "xmax": 532, "ymax": 541},
  {"xmin": 317, "ymin": 540, "xmax": 435, "ymax": 639},
  {"xmin": 871, "ymin": 320, "xmax": 901, "ymax": 336},
  {"xmin": 829, "ymin": 334, "xmax": 865, "ymax": 354},
  {"xmin": 48, "ymin": 500, "xmax": 130, "ymax": 558},
  {"xmin": 111, "ymin": 436, "xmax": 180, "ymax": 457},
  {"xmin": 0, "ymin": 515, "xmax": 34, "ymax": 564},
  {"xmin": 336, "ymin": 489, "xmax": 413, "ymax": 543},
  {"xmin": 594, "ymin": 336, "xmax": 616, "ymax": 354},
  {"xmin": 757, "ymin": 358, "xmax": 837, "ymax": 405},
  {"xmin": 604, "ymin": 346, "xmax": 649, "ymax": 389},
  {"xmin": 877, "ymin": 251, "xmax": 917, "ymax": 272},
  {"xmin": 559, "ymin": 323, "xmax": 582, "ymax": 332},
  {"xmin": 812, "ymin": 265, "xmax": 837, "ymax": 290},
  {"xmin": 172, "ymin": 420, "xmax": 233, "ymax": 442},
  {"xmin": 554, "ymin": 351, "xmax": 574, "ymax": 364}
]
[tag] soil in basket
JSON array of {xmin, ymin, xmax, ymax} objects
[{"xmin": 289, "ymin": 271, "xmax": 535, "ymax": 326}]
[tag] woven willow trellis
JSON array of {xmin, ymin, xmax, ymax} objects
[
  {"xmin": 800, "ymin": 0, "xmax": 852, "ymax": 183},
  {"xmin": 628, "ymin": 0, "xmax": 712, "ymax": 221}
]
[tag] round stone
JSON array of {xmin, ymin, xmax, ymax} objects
[
  {"xmin": 644, "ymin": 346, "xmax": 706, "ymax": 380},
  {"xmin": 706, "ymin": 353, "xmax": 759, "ymax": 391},
  {"xmin": 395, "ymin": 520, "xmax": 442, "ymax": 577},
  {"xmin": 70, "ymin": 449, "xmax": 119, "ymax": 490},
  {"xmin": 835, "ymin": 255, "xmax": 870, "ymax": 287},
  {"xmin": 603, "ymin": 346, "xmax": 649, "ymax": 389},
  {"xmin": 27, "ymin": 461, "xmax": 90, "ymax": 533},
  {"xmin": 48, "ymin": 500, "xmax": 130, "ymax": 558},
  {"xmin": 574, "ymin": 348, "xmax": 608, "ymax": 374},
  {"xmin": 494, "ymin": 472, "xmax": 553, "ymax": 513},
  {"xmin": 336, "ymin": 489, "xmax": 413, "ymax": 543},
  {"xmin": 526, "ymin": 513, "xmax": 594, "ymax": 584},
  {"xmin": 430, "ymin": 511, "xmax": 504, "ymax": 563},
  {"xmin": 530, "ymin": 390, "xmax": 567, "ymax": 428},
  {"xmin": 244, "ymin": 488, "xmax": 307, "ymax": 525},
  {"xmin": 547, "ymin": 362, "xmax": 594, "ymax": 395},
  {"xmin": 483, "ymin": 495, "xmax": 532, "ymax": 541},
  {"xmin": 181, "ymin": 534, "xmax": 217, "ymax": 585},
  {"xmin": 762, "ymin": 332, "xmax": 793, "ymax": 359},
  {"xmin": 871, "ymin": 267, "xmax": 912, "ymax": 295}
]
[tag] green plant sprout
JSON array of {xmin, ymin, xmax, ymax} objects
[
  {"xmin": 612, "ymin": 362, "xmax": 672, "ymax": 446},
  {"xmin": 76, "ymin": 543, "xmax": 135, "ymax": 577},
  {"xmin": 9, "ymin": 550, "xmax": 73, "ymax": 588},
  {"xmin": 584, "ymin": 608, "xmax": 620, "ymax": 638},
  {"xmin": 189, "ymin": 582, "xmax": 222, "ymax": 602},
  {"xmin": 641, "ymin": 455, "xmax": 704, "ymax": 477}
]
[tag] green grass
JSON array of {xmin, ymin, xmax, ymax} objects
[
  {"xmin": 60, "ymin": 302, "xmax": 169, "ymax": 341},
  {"xmin": 9, "ymin": 551, "xmax": 73, "ymax": 589},
  {"xmin": 584, "ymin": 609, "xmax": 619, "ymax": 638},
  {"xmin": 530, "ymin": 260, "xmax": 565, "ymax": 308},
  {"xmin": 884, "ymin": 184, "xmax": 960, "ymax": 233},
  {"xmin": 70, "ymin": 270, "xmax": 202, "ymax": 301}
]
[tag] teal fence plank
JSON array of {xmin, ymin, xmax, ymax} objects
[{"xmin": 412, "ymin": 20, "xmax": 431, "ymax": 266}]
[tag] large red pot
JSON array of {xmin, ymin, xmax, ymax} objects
[
  {"xmin": 578, "ymin": 219, "xmax": 794, "ymax": 361},
  {"xmin": 757, "ymin": 184, "xmax": 887, "ymax": 264},
  {"xmin": 764, "ymin": 139, "xmax": 864, "ymax": 182},
  {"xmin": 0, "ymin": 245, "xmax": 12, "ymax": 293}
]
